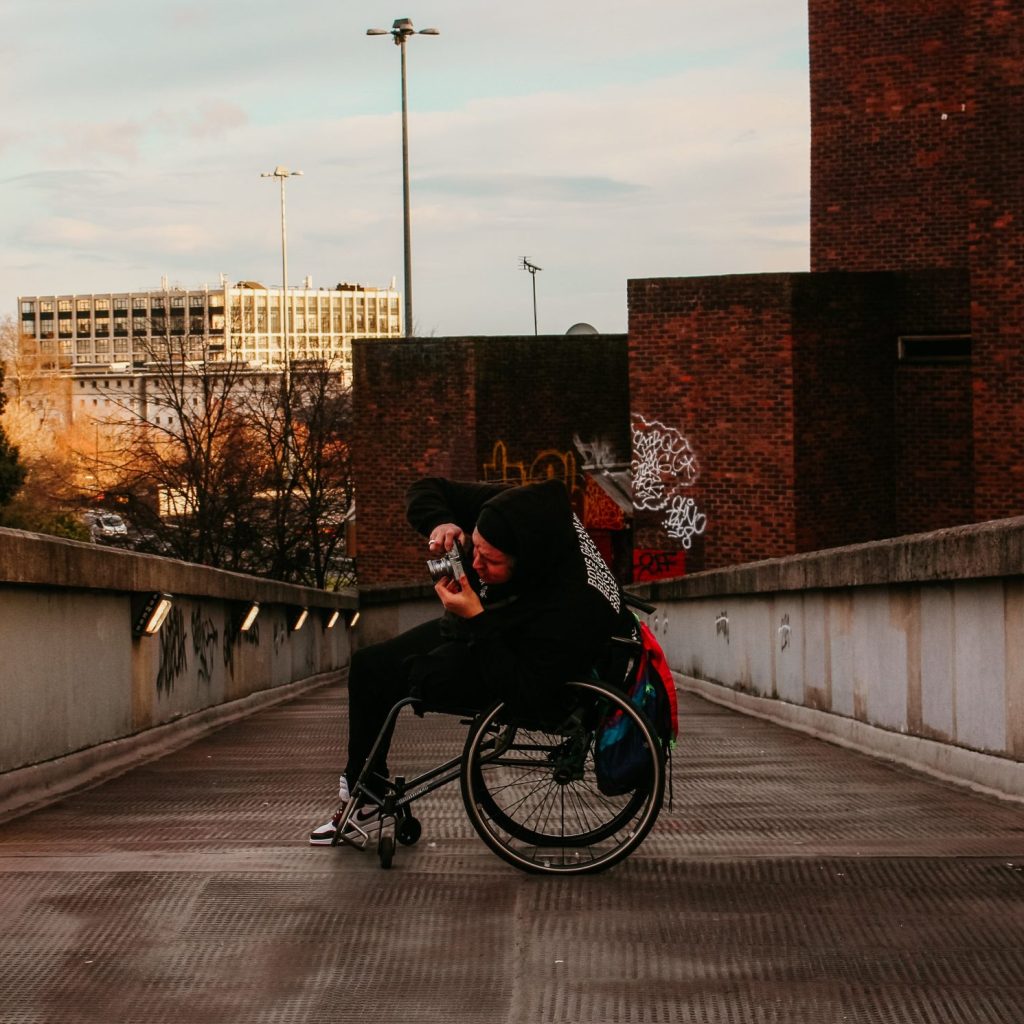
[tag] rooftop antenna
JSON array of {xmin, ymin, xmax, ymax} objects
[{"xmin": 520, "ymin": 257, "xmax": 542, "ymax": 335}]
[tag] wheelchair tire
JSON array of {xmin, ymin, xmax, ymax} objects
[
  {"xmin": 460, "ymin": 679, "xmax": 665, "ymax": 875},
  {"xmin": 396, "ymin": 815, "xmax": 422, "ymax": 846},
  {"xmin": 378, "ymin": 833, "xmax": 395, "ymax": 869}
]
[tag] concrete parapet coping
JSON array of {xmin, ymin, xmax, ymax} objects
[
  {"xmin": 680, "ymin": 674, "xmax": 1024, "ymax": 805},
  {"xmin": 357, "ymin": 581, "xmax": 437, "ymax": 605},
  {"xmin": 636, "ymin": 516, "xmax": 1024, "ymax": 600},
  {"xmin": 0, "ymin": 527, "xmax": 357, "ymax": 610}
]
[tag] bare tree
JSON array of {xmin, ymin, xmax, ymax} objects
[
  {"xmin": 241, "ymin": 360, "xmax": 355, "ymax": 587},
  {"xmin": 104, "ymin": 331, "xmax": 265, "ymax": 570}
]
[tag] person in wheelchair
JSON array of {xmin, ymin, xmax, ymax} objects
[{"xmin": 309, "ymin": 475, "xmax": 634, "ymax": 845}]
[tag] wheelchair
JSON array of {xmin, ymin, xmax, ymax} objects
[{"xmin": 331, "ymin": 600, "xmax": 668, "ymax": 875}]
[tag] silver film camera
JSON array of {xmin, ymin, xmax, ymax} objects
[{"xmin": 426, "ymin": 538, "xmax": 468, "ymax": 585}]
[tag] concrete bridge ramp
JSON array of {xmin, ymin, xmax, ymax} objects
[{"xmin": 0, "ymin": 682, "xmax": 1021, "ymax": 1023}]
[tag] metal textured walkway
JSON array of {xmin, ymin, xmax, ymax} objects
[{"xmin": 1, "ymin": 680, "xmax": 1022, "ymax": 1024}]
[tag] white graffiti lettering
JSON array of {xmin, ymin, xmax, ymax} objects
[
  {"xmin": 572, "ymin": 432, "xmax": 619, "ymax": 470},
  {"xmin": 631, "ymin": 415, "xmax": 699, "ymax": 511},
  {"xmin": 664, "ymin": 495, "xmax": 708, "ymax": 549}
]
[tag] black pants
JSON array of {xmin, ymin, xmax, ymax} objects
[{"xmin": 343, "ymin": 618, "xmax": 499, "ymax": 783}]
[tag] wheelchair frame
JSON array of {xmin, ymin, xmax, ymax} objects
[{"xmin": 331, "ymin": 612, "xmax": 668, "ymax": 875}]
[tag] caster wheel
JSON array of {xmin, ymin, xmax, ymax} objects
[
  {"xmin": 397, "ymin": 816, "xmax": 422, "ymax": 846},
  {"xmin": 378, "ymin": 834, "xmax": 395, "ymax": 869}
]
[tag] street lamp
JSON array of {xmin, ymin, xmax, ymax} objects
[
  {"xmin": 367, "ymin": 18, "xmax": 439, "ymax": 338},
  {"xmin": 260, "ymin": 165, "xmax": 303, "ymax": 375}
]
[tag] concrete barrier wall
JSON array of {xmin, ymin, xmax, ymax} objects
[
  {"xmin": 633, "ymin": 517, "xmax": 1024, "ymax": 801},
  {"xmin": 0, "ymin": 527, "xmax": 356, "ymax": 815}
]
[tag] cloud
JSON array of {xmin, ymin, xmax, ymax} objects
[
  {"xmin": 418, "ymin": 173, "xmax": 646, "ymax": 202},
  {"xmin": 4, "ymin": 169, "xmax": 124, "ymax": 194},
  {"xmin": 153, "ymin": 101, "xmax": 249, "ymax": 141},
  {"xmin": 2, "ymin": 0, "xmax": 811, "ymax": 334},
  {"xmin": 42, "ymin": 121, "xmax": 146, "ymax": 164},
  {"xmin": 28, "ymin": 216, "xmax": 215, "ymax": 255}
]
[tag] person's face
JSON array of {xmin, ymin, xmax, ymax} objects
[{"xmin": 471, "ymin": 528, "xmax": 515, "ymax": 585}]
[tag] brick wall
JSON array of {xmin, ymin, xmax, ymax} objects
[
  {"xmin": 352, "ymin": 338, "xmax": 479, "ymax": 587},
  {"xmin": 967, "ymin": 0, "xmax": 1024, "ymax": 520},
  {"xmin": 892, "ymin": 269, "xmax": 974, "ymax": 532},
  {"xmin": 353, "ymin": 335, "xmax": 628, "ymax": 587},
  {"xmin": 474, "ymin": 335, "xmax": 630, "ymax": 492},
  {"xmin": 810, "ymin": 0, "xmax": 1024, "ymax": 519},
  {"xmin": 628, "ymin": 269, "xmax": 975, "ymax": 568},
  {"xmin": 790, "ymin": 273, "xmax": 898, "ymax": 551},
  {"xmin": 628, "ymin": 274, "xmax": 799, "ymax": 570},
  {"xmin": 810, "ymin": 0, "xmax": 971, "ymax": 273}
]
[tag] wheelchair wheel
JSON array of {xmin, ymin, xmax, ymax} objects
[
  {"xmin": 396, "ymin": 814, "xmax": 422, "ymax": 846},
  {"xmin": 460, "ymin": 679, "xmax": 665, "ymax": 875}
]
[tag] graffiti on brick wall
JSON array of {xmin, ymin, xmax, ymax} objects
[
  {"xmin": 483, "ymin": 440, "xmax": 582, "ymax": 498},
  {"xmin": 664, "ymin": 494, "xmax": 707, "ymax": 547},
  {"xmin": 631, "ymin": 414, "xmax": 707, "ymax": 550},
  {"xmin": 573, "ymin": 433, "xmax": 619, "ymax": 472},
  {"xmin": 631, "ymin": 415, "xmax": 700, "ymax": 509},
  {"xmin": 633, "ymin": 549, "xmax": 686, "ymax": 581},
  {"xmin": 572, "ymin": 432, "xmax": 629, "ymax": 531}
]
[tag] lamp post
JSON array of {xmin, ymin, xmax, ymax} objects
[
  {"xmin": 260, "ymin": 165, "xmax": 303, "ymax": 378},
  {"xmin": 367, "ymin": 18, "xmax": 439, "ymax": 338}
]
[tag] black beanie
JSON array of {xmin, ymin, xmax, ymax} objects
[{"xmin": 475, "ymin": 504, "xmax": 519, "ymax": 556}]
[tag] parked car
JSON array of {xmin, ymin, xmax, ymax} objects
[{"xmin": 81, "ymin": 510, "xmax": 129, "ymax": 541}]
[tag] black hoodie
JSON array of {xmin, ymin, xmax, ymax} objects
[{"xmin": 406, "ymin": 477, "xmax": 629, "ymax": 709}]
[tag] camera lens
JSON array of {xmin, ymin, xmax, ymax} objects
[{"xmin": 426, "ymin": 554, "xmax": 453, "ymax": 583}]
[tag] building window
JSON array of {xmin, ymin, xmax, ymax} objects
[
  {"xmin": 77, "ymin": 299, "xmax": 91, "ymax": 312},
  {"xmin": 59, "ymin": 300, "xmax": 71, "ymax": 312},
  {"xmin": 21, "ymin": 301, "xmax": 35, "ymax": 314},
  {"xmin": 114, "ymin": 299, "xmax": 128, "ymax": 310}
]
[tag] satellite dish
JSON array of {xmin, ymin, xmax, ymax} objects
[{"xmin": 565, "ymin": 322, "xmax": 599, "ymax": 335}]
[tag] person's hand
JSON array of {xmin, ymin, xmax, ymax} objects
[
  {"xmin": 427, "ymin": 523, "xmax": 466, "ymax": 553},
  {"xmin": 434, "ymin": 577, "xmax": 484, "ymax": 618}
]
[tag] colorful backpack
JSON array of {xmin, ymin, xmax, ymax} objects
[{"xmin": 595, "ymin": 618, "xmax": 679, "ymax": 797}]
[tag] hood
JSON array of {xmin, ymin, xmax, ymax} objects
[{"xmin": 477, "ymin": 479, "xmax": 578, "ymax": 589}]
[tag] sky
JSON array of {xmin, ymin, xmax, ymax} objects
[{"xmin": 2, "ymin": 0, "xmax": 811, "ymax": 338}]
